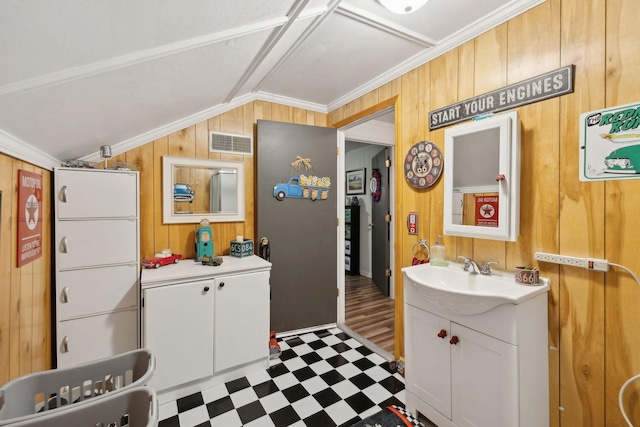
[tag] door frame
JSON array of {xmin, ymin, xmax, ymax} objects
[{"xmin": 334, "ymin": 102, "xmax": 397, "ymax": 331}]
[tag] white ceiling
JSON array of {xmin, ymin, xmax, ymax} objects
[{"xmin": 0, "ymin": 0, "xmax": 543, "ymax": 168}]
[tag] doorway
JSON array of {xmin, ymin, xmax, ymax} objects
[{"xmin": 338, "ymin": 108, "xmax": 395, "ymax": 360}]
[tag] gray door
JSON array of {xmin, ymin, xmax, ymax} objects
[
  {"xmin": 371, "ymin": 148, "xmax": 390, "ymax": 296},
  {"xmin": 256, "ymin": 120, "xmax": 338, "ymax": 333}
]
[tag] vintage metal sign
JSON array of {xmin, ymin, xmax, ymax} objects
[
  {"xmin": 429, "ymin": 65, "xmax": 575, "ymax": 130},
  {"xmin": 579, "ymin": 101, "xmax": 640, "ymax": 181},
  {"xmin": 17, "ymin": 170, "xmax": 42, "ymax": 267}
]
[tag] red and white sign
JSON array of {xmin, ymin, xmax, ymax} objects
[
  {"xmin": 17, "ymin": 170, "xmax": 42, "ymax": 267},
  {"xmin": 475, "ymin": 195, "xmax": 499, "ymax": 227}
]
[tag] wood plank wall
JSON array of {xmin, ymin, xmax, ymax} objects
[
  {"xmin": 328, "ymin": 0, "xmax": 639, "ymax": 425},
  {"xmin": 3, "ymin": 0, "xmax": 640, "ymax": 425},
  {"xmin": 105, "ymin": 101, "xmax": 327, "ymax": 260},
  {"xmin": 0, "ymin": 153, "xmax": 51, "ymax": 386}
]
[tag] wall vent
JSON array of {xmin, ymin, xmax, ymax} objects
[{"xmin": 209, "ymin": 131, "xmax": 253, "ymax": 155}]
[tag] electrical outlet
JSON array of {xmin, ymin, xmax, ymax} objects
[
  {"xmin": 534, "ymin": 252, "xmax": 584, "ymax": 267},
  {"xmin": 534, "ymin": 252, "xmax": 609, "ymax": 272}
]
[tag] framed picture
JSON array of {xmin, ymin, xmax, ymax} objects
[{"xmin": 346, "ymin": 168, "xmax": 366, "ymax": 195}]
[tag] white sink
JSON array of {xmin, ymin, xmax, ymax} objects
[{"xmin": 402, "ymin": 262, "xmax": 550, "ymax": 315}]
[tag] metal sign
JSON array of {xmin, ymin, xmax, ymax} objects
[
  {"xmin": 429, "ymin": 65, "xmax": 575, "ymax": 130},
  {"xmin": 579, "ymin": 101, "xmax": 640, "ymax": 181},
  {"xmin": 17, "ymin": 170, "xmax": 42, "ymax": 267}
]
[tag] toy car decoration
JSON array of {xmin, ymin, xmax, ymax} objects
[
  {"xmin": 273, "ymin": 175, "xmax": 331, "ymax": 201},
  {"xmin": 173, "ymin": 183, "xmax": 195, "ymax": 202},
  {"xmin": 200, "ymin": 255, "xmax": 223, "ymax": 266},
  {"xmin": 142, "ymin": 253, "xmax": 183, "ymax": 269}
]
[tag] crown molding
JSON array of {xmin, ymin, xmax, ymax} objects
[
  {"xmin": 327, "ymin": 0, "xmax": 546, "ymax": 112},
  {"xmin": 0, "ymin": 129, "xmax": 60, "ymax": 170}
]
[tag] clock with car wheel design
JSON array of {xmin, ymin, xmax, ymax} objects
[{"xmin": 403, "ymin": 141, "xmax": 443, "ymax": 188}]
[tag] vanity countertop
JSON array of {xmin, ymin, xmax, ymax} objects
[{"xmin": 140, "ymin": 255, "xmax": 271, "ymax": 288}]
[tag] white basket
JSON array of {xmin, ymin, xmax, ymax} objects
[
  {"xmin": 7, "ymin": 387, "xmax": 158, "ymax": 427},
  {"xmin": 0, "ymin": 349, "xmax": 155, "ymax": 426}
]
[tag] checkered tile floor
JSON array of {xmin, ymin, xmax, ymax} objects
[{"xmin": 158, "ymin": 327, "xmax": 406, "ymax": 427}]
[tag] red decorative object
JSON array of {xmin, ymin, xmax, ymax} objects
[
  {"xmin": 450, "ymin": 336, "xmax": 460, "ymax": 345},
  {"xmin": 142, "ymin": 254, "xmax": 182, "ymax": 269},
  {"xmin": 17, "ymin": 170, "xmax": 43, "ymax": 267},
  {"xmin": 475, "ymin": 195, "xmax": 499, "ymax": 227},
  {"xmin": 437, "ymin": 329, "xmax": 447, "ymax": 339}
]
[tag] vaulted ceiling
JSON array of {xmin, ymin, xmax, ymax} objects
[{"xmin": 0, "ymin": 0, "xmax": 543, "ymax": 168}]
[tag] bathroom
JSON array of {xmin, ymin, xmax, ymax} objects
[{"xmin": 1, "ymin": 0, "xmax": 640, "ymax": 425}]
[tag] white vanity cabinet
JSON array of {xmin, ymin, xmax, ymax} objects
[
  {"xmin": 54, "ymin": 168, "xmax": 140, "ymax": 369},
  {"xmin": 143, "ymin": 279, "xmax": 214, "ymax": 392},
  {"xmin": 404, "ymin": 276, "xmax": 549, "ymax": 427},
  {"xmin": 213, "ymin": 271, "xmax": 270, "ymax": 373},
  {"xmin": 140, "ymin": 256, "xmax": 271, "ymax": 403}
]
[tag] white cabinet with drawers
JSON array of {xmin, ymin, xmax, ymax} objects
[{"xmin": 54, "ymin": 167, "xmax": 140, "ymax": 368}]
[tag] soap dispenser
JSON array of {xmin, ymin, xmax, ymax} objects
[{"xmin": 430, "ymin": 235, "xmax": 448, "ymax": 266}]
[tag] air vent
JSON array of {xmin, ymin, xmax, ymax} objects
[{"xmin": 209, "ymin": 131, "xmax": 253, "ymax": 155}]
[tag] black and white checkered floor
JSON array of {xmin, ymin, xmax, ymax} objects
[{"xmin": 157, "ymin": 327, "xmax": 406, "ymax": 427}]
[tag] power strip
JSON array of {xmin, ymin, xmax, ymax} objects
[{"xmin": 534, "ymin": 252, "xmax": 610, "ymax": 272}]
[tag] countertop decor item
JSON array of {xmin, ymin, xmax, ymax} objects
[
  {"xmin": 514, "ymin": 266, "xmax": 539, "ymax": 285},
  {"xmin": 429, "ymin": 235, "xmax": 448, "ymax": 266}
]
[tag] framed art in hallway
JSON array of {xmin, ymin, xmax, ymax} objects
[{"xmin": 346, "ymin": 168, "xmax": 366, "ymax": 195}]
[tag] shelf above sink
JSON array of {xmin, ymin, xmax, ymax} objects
[{"xmin": 402, "ymin": 262, "xmax": 549, "ymax": 315}]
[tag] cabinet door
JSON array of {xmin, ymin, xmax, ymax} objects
[
  {"xmin": 57, "ymin": 264, "xmax": 138, "ymax": 320},
  {"xmin": 143, "ymin": 280, "xmax": 214, "ymax": 392},
  {"xmin": 404, "ymin": 305, "xmax": 452, "ymax": 418},
  {"xmin": 57, "ymin": 219, "xmax": 138, "ymax": 269},
  {"xmin": 450, "ymin": 323, "xmax": 518, "ymax": 427},
  {"xmin": 57, "ymin": 309, "xmax": 138, "ymax": 368},
  {"xmin": 214, "ymin": 272, "xmax": 269, "ymax": 373},
  {"xmin": 56, "ymin": 169, "xmax": 138, "ymax": 219}
]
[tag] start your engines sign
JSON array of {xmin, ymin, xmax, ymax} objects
[
  {"xmin": 17, "ymin": 170, "xmax": 42, "ymax": 267},
  {"xmin": 580, "ymin": 101, "xmax": 640, "ymax": 181}
]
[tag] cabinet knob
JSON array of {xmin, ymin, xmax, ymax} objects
[
  {"xmin": 450, "ymin": 336, "xmax": 459, "ymax": 345},
  {"xmin": 203, "ymin": 286, "xmax": 210, "ymax": 292},
  {"xmin": 437, "ymin": 329, "xmax": 447, "ymax": 339},
  {"xmin": 219, "ymin": 282, "xmax": 225, "ymax": 288},
  {"xmin": 62, "ymin": 336, "xmax": 69, "ymax": 352},
  {"xmin": 61, "ymin": 287, "xmax": 69, "ymax": 303}
]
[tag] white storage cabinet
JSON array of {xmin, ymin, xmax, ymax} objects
[
  {"xmin": 404, "ymin": 274, "xmax": 549, "ymax": 427},
  {"xmin": 54, "ymin": 168, "xmax": 140, "ymax": 368},
  {"xmin": 141, "ymin": 256, "xmax": 271, "ymax": 403}
]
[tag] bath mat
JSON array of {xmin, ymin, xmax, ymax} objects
[{"xmin": 350, "ymin": 405, "xmax": 425, "ymax": 427}]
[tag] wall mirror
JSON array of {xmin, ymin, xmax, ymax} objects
[
  {"xmin": 443, "ymin": 110, "xmax": 520, "ymax": 241},
  {"xmin": 163, "ymin": 156, "xmax": 245, "ymax": 224}
]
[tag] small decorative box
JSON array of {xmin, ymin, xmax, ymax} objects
[
  {"xmin": 514, "ymin": 266, "xmax": 539, "ymax": 285},
  {"xmin": 230, "ymin": 239, "xmax": 254, "ymax": 257}
]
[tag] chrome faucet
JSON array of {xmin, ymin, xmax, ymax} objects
[{"xmin": 458, "ymin": 256, "xmax": 498, "ymax": 276}]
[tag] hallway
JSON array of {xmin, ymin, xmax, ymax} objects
[{"xmin": 344, "ymin": 275, "xmax": 394, "ymax": 354}]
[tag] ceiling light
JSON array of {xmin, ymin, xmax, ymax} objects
[{"xmin": 378, "ymin": 0, "xmax": 429, "ymax": 14}]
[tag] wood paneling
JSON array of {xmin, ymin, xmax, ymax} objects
[
  {"xmin": 328, "ymin": 0, "xmax": 640, "ymax": 425},
  {"xmin": 4, "ymin": 1, "xmax": 640, "ymax": 425},
  {"xmin": 114, "ymin": 100, "xmax": 328, "ymax": 261},
  {"xmin": 0, "ymin": 153, "xmax": 51, "ymax": 385}
]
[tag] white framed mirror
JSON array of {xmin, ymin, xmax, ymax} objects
[
  {"xmin": 443, "ymin": 111, "xmax": 520, "ymax": 241},
  {"xmin": 162, "ymin": 156, "xmax": 245, "ymax": 224}
]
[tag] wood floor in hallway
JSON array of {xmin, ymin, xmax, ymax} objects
[{"xmin": 345, "ymin": 274, "xmax": 395, "ymax": 354}]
